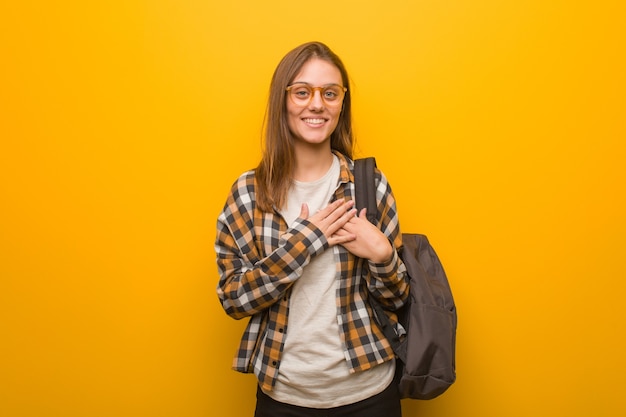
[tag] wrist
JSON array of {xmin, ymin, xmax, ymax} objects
[{"xmin": 370, "ymin": 244, "xmax": 393, "ymax": 264}]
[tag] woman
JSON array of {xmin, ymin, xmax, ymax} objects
[{"xmin": 215, "ymin": 41, "xmax": 408, "ymax": 417}]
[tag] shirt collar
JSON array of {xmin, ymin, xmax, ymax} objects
[{"xmin": 332, "ymin": 150, "xmax": 355, "ymax": 185}]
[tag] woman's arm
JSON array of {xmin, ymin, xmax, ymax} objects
[
  {"xmin": 215, "ymin": 177, "xmax": 327, "ymax": 319},
  {"xmin": 215, "ymin": 173, "xmax": 358, "ymax": 319},
  {"xmin": 367, "ymin": 170, "xmax": 409, "ymax": 310}
]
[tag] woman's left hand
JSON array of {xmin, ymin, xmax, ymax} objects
[{"xmin": 334, "ymin": 209, "xmax": 393, "ymax": 263}]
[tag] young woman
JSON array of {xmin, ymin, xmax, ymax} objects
[{"xmin": 215, "ymin": 41, "xmax": 408, "ymax": 417}]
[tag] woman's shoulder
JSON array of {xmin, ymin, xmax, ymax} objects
[
  {"xmin": 232, "ymin": 169, "xmax": 256, "ymax": 186},
  {"xmin": 224, "ymin": 170, "xmax": 256, "ymax": 195},
  {"xmin": 348, "ymin": 154, "xmax": 389, "ymax": 185},
  {"xmin": 224, "ymin": 169, "xmax": 257, "ymax": 206}
]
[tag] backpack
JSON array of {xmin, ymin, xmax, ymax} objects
[{"xmin": 354, "ymin": 157, "xmax": 457, "ymax": 400}]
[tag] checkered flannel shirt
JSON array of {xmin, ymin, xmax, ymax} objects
[{"xmin": 215, "ymin": 152, "xmax": 409, "ymax": 391}]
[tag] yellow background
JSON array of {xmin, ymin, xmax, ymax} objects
[{"xmin": 2, "ymin": 1, "xmax": 625, "ymax": 416}]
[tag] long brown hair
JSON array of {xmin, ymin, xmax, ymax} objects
[{"xmin": 255, "ymin": 42, "xmax": 354, "ymax": 212}]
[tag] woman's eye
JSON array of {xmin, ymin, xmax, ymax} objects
[{"xmin": 324, "ymin": 90, "xmax": 340, "ymax": 100}]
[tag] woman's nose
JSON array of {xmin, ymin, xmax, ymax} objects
[{"xmin": 308, "ymin": 90, "xmax": 324, "ymax": 110}]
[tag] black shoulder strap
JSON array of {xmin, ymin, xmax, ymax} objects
[
  {"xmin": 354, "ymin": 157, "xmax": 407, "ymax": 362},
  {"xmin": 354, "ymin": 157, "xmax": 378, "ymax": 225}
]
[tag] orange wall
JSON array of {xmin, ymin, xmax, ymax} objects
[{"xmin": 1, "ymin": 1, "xmax": 625, "ymax": 416}]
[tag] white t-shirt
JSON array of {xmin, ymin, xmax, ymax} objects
[{"xmin": 268, "ymin": 155, "xmax": 394, "ymax": 408}]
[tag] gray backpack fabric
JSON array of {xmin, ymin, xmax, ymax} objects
[{"xmin": 354, "ymin": 157, "xmax": 457, "ymax": 400}]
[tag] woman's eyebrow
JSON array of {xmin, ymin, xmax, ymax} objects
[{"xmin": 290, "ymin": 81, "xmax": 342, "ymax": 87}]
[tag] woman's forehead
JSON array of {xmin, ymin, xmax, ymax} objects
[{"xmin": 292, "ymin": 58, "xmax": 342, "ymax": 85}]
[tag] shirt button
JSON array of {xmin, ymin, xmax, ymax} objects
[{"xmin": 278, "ymin": 328, "xmax": 284, "ymax": 333}]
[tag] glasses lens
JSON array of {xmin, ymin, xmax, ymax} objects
[
  {"xmin": 321, "ymin": 85, "xmax": 344, "ymax": 104},
  {"xmin": 289, "ymin": 84, "xmax": 313, "ymax": 106}
]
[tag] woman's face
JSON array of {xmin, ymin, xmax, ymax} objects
[{"xmin": 286, "ymin": 58, "xmax": 344, "ymax": 147}]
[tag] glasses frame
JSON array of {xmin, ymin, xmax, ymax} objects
[{"xmin": 285, "ymin": 83, "xmax": 347, "ymax": 107}]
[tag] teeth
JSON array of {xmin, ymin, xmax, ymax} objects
[{"xmin": 303, "ymin": 118, "xmax": 324, "ymax": 124}]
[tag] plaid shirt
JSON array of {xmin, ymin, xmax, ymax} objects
[{"xmin": 215, "ymin": 152, "xmax": 408, "ymax": 391}]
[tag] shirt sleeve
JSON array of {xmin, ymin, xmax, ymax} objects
[
  {"xmin": 364, "ymin": 168, "xmax": 409, "ymax": 311},
  {"xmin": 215, "ymin": 173, "xmax": 329, "ymax": 319}
]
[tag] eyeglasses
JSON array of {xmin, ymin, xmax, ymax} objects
[{"xmin": 285, "ymin": 83, "xmax": 347, "ymax": 107}]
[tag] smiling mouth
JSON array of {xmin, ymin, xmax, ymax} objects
[{"xmin": 302, "ymin": 118, "xmax": 326, "ymax": 125}]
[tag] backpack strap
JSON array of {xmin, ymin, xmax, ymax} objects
[
  {"xmin": 354, "ymin": 157, "xmax": 378, "ymax": 225},
  {"xmin": 354, "ymin": 157, "xmax": 407, "ymax": 362}
]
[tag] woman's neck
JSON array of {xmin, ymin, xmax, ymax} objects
[{"xmin": 293, "ymin": 144, "xmax": 334, "ymax": 182}]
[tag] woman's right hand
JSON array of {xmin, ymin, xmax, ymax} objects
[{"xmin": 300, "ymin": 199, "xmax": 357, "ymax": 247}]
